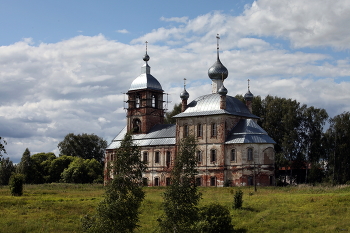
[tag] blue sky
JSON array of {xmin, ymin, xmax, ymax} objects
[{"xmin": 1, "ymin": 0, "xmax": 350, "ymax": 163}]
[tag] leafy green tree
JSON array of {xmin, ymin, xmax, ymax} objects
[
  {"xmin": 58, "ymin": 133, "xmax": 107, "ymax": 164},
  {"xmin": 9, "ymin": 173, "xmax": 24, "ymax": 196},
  {"xmin": 197, "ymin": 203, "xmax": 234, "ymax": 233},
  {"xmin": 30, "ymin": 152, "xmax": 57, "ymax": 184},
  {"xmin": 82, "ymin": 133, "xmax": 146, "ymax": 232},
  {"xmin": 164, "ymin": 103, "xmax": 182, "ymax": 124},
  {"xmin": 48, "ymin": 155, "xmax": 74, "ymax": 182},
  {"xmin": 324, "ymin": 112, "xmax": 350, "ymax": 184},
  {"xmin": 158, "ymin": 136, "xmax": 201, "ymax": 233},
  {"xmin": 61, "ymin": 157, "xmax": 102, "ymax": 183},
  {"xmin": 0, "ymin": 137, "xmax": 6, "ymax": 157},
  {"xmin": 0, "ymin": 157, "xmax": 15, "ymax": 185},
  {"xmin": 233, "ymin": 189, "xmax": 243, "ymax": 209}
]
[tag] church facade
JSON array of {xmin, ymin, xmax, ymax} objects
[{"xmin": 105, "ymin": 38, "xmax": 276, "ymax": 187}]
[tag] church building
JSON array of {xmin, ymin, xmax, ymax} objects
[{"xmin": 105, "ymin": 36, "xmax": 276, "ymax": 187}]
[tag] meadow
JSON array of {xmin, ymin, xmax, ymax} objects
[{"xmin": 0, "ymin": 184, "xmax": 350, "ymax": 232}]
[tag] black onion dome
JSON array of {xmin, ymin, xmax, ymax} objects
[
  {"xmin": 180, "ymin": 88, "xmax": 189, "ymax": 100},
  {"xmin": 208, "ymin": 58, "xmax": 228, "ymax": 80},
  {"xmin": 143, "ymin": 52, "xmax": 150, "ymax": 62},
  {"xmin": 218, "ymin": 85, "xmax": 228, "ymax": 96},
  {"xmin": 244, "ymin": 89, "xmax": 254, "ymax": 101}
]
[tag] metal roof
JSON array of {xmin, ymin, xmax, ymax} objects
[
  {"xmin": 107, "ymin": 124, "xmax": 176, "ymax": 150},
  {"xmin": 174, "ymin": 94, "xmax": 259, "ymax": 119},
  {"xmin": 129, "ymin": 73, "xmax": 163, "ymax": 91},
  {"xmin": 225, "ymin": 119, "xmax": 276, "ymax": 144}
]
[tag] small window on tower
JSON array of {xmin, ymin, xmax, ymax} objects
[
  {"xmin": 152, "ymin": 94, "xmax": 157, "ymax": 108},
  {"xmin": 231, "ymin": 149, "xmax": 236, "ymax": 162},
  {"xmin": 133, "ymin": 119, "xmax": 141, "ymax": 133},
  {"xmin": 248, "ymin": 148, "xmax": 253, "ymax": 161},
  {"xmin": 184, "ymin": 124, "xmax": 189, "ymax": 137},
  {"xmin": 155, "ymin": 151, "xmax": 160, "ymax": 164},
  {"xmin": 136, "ymin": 95, "xmax": 140, "ymax": 108}
]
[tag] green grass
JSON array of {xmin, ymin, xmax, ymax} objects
[{"xmin": 1, "ymin": 184, "xmax": 350, "ymax": 232}]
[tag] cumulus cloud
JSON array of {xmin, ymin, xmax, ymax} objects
[{"xmin": 1, "ymin": 0, "xmax": 350, "ymax": 163}]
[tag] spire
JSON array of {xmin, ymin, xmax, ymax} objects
[
  {"xmin": 141, "ymin": 41, "xmax": 151, "ymax": 74},
  {"xmin": 244, "ymin": 79, "xmax": 254, "ymax": 101},
  {"xmin": 208, "ymin": 34, "xmax": 229, "ymax": 93},
  {"xmin": 180, "ymin": 78, "xmax": 189, "ymax": 100}
]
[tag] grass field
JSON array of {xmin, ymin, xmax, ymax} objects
[{"xmin": 1, "ymin": 184, "xmax": 350, "ymax": 232}]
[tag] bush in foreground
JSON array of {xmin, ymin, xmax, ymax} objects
[{"xmin": 9, "ymin": 173, "xmax": 25, "ymax": 196}]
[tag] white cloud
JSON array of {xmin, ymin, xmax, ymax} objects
[{"xmin": 117, "ymin": 29, "xmax": 129, "ymax": 34}]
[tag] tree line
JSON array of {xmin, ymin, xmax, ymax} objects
[
  {"xmin": 235, "ymin": 94, "xmax": 350, "ymax": 185},
  {"xmin": 0, "ymin": 133, "xmax": 107, "ymax": 185}
]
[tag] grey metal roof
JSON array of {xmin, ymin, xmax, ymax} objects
[
  {"xmin": 107, "ymin": 124, "xmax": 176, "ymax": 150},
  {"xmin": 129, "ymin": 73, "xmax": 163, "ymax": 91},
  {"xmin": 225, "ymin": 119, "xmax": 276, "ymax": 144},
  {"xmin": 174, "ymin": 94, "xmax": 259, "ymax": 119}
]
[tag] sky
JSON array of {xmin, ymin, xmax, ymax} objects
[{"xmin": 1, "ymin": 0, "xmax": 350, "ymax": 163}]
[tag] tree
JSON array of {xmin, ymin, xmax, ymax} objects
[
  {"xmin": 48, "ymin": 155, "xmax": 74, "ymax": 182},
  {"xmin": 61, "ymin": 157, "xmax": 103, "ymax": 183},
  {"xmin": 17, "ymin": 148, "xmax": 35, "ymax": 184},
  {"xmin": 324, "ymin": 112, "xmax": 350, "ymax": 184},
  {"xmin": 164, "ymin": 103, "xmax": 182, "ymax": 124},
  {"xmin": 0, "ymin": 157, "xmax": 15, "ymax": 185},
  {"xmin": 158, "ymin": 136, "xmax": 201, "ymax": 233},
  {"xmin": 0, "ymin": 137, "xmax": 6, "ymax": 157},
  {"xmin": 58, "ymin": 133, "xmax": 107, "ymax": 164},
  {"xmin": 82, "ymin": 133, "xmax": 146, "ymax": 232}
]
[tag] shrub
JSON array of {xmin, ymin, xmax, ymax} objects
[
  {"xmin": 197, "ymin": 203, "xmax": 234, "ymax": 233},
  {"xmin": 233, "ymin": 189, "xmax": 243, "ymax": 209},
  {"xmin": 9, "ymin": 173, "xmax": 25, "ymax": 196}
]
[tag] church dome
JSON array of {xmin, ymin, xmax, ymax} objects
[
  {"xmin": 180, "ymin": 88, "xmax": 189, "ymax": 100},
  {"xmin": 208, "ymin": 58, "xmax": 228, "ymax": 80},
  {"xmin": 174, "ymin": 93, "xmax": 258, "ymax": 119},
  {"xmin": 218, "ymin": 85, "xmax": 228, "ymax": 96},
  {"xmin": 129, "ymin": 51, "xmax": 163, "ymax": 91},
  {"xmin": 244, "ymin": 89, "xmax": 254, "ymax": 101}
]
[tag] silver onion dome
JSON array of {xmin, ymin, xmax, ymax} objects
[
  {"xmin": 218, "ymin": 85, "xmax": 228, "ymax": 96},
  {"xmin": 244, "ymin": 89, "xmax": 254, "ymax": 101},
  {"xmin": 208, "ymin": 34, "xmax": 228, "ymax": 80},
  {"xmin": 180, "ymin": 88, "xmax": 189, "ymax": 100}
]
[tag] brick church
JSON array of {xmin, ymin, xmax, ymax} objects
[{"xmin": 105, "ymin": 36, "xmax": 275, "ymax": 187}]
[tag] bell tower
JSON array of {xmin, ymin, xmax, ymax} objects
[{"xmin": 126, "ymin": 42, "xmax": 164, "ymax": 134}]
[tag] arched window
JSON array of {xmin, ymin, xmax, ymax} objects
[
  {"xmin": 184, "ymin": 124, "xmax": 189, "ymax": 137},
  {"xmin": 155, "ymin": 151, "xmax": 160, "ymax": 164},
  {"xmin": 133, "ymin": 119, "xmax": 141, "ymax": 133},
  {"xmin": 197, "ymin": 124, "xmax": 202, "ymax": 137},
  {"xmin": 210, "ymin": 149, "xmax": 216, "ymax": 163},
  {"xmin": 136, "ymin": 95, "xmax": 140, "ymax": 108},
  {"xmin": 197, "ymin": 151, "xmax": 202, "ymax": 163},
  {"xmin": 211, "ymin": 123, "xmax": 217, "ymax": 137},
  {"xmin": 166, "ymin": 151, "xmax": 171, "ymax": 167},
  {"xmin": 231, "ymin": 149, "xmax": 236, "ymax": 162},
  {"xmin": 248, "ymin": 148, "xmax": 253, "ymax": 161},
  {"xmin": 143, "ymin": 152, "xmax": 148, "ymax": 163},
  {"xmin": 152, "ymin": 94, "xmax": 157, "ymax": 108}
]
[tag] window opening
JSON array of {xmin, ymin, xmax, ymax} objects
[
  {"xmin": 143, "ymin": 152, "xmax": 148, "ymax": 163},
  {"xmin": 166, "ymin": 151, "xmax": 171, "ymax": 168},
  {"xmin": 231, "ymin": 149, "xmax": 236, "ymax": 161},
  {"xmin": 155, "ymin": 151, "xmax": 160, "ymax": 164},
  {"xmin": 210, "ymin": 177, "xmax": 216, "ymax": 186},
  {"xmin": 166, "ymin": 177, "xmax": 171, "ymax": 186},
  {"xmin": 211, "ymin": 123, "xmax": 217, "ymax": 137},
  {"xmin": 210, "ymin": 150, "xmax": 216, "ymax": 163},
  {"xmin": 196, "ymin": 177, "xmax": 202, "ymax": 186},
  {"xmin": 248, "ymin": 148, "xmax": 253, "ymax": 161},
  {"xmin": 184, "ymin": 124, "xmax": 189, "ymax": 137},
  {"xmin": 197, "ymin": 124, "xmax": 202, "ymax": 137},
  {"xmin": 136, "ymin": 95, "xmax": 140, "ymax": 108},
  {"xmin": 154, "ymin": 177, "xmax": 159, "ymax": 186},
  {"xmin": 197, "ymin": 151, "xmax": 202, "ymax": 163},
  {"xmin": 152, "ymin": 94, "xmax": 157, "ymax": 108}
]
